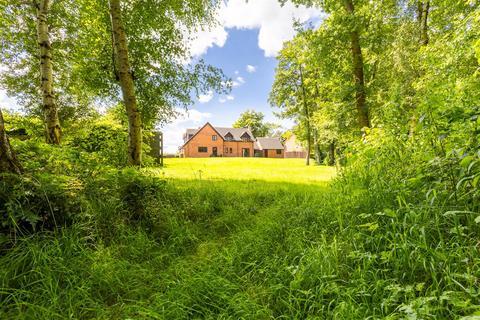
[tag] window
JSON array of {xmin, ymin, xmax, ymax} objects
[
  {"xmin": 276, "ymin": 149, "xmax": 282, "ymax": 155},
  {"xmin": 224, "ymin": 147, "xmax": 229, "ymax": 154},
  {"xmin": 198, "ymin": 147, "xmax": 208, "ymax": 153},
  {"xmin": 212, "ymin": 135, "xmax": 217, "ymax": 141},
  {"xmin": 241, "ymin": 132, "xmax": 252, "ymax": 141},
  {"xmin": 225, "ymin": 133, "xmax": 234, "ymax": 141}
]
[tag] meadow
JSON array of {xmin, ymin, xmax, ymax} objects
[
  {"xmin": 156, "ymin": 157, "xmax": 336, "ymax": 184},
  {"xmin": 1, "ymin": 155, "xmax": 479, "ymax": 319}
]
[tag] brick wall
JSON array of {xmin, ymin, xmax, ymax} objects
[
  {"xmin": 265, "ymin": 149, "xmax": 284, "ymax": 158},
  {"xmin": 183, "ymin": 124, "xmax": 224, "ymax": 157},
  {"xmin": 182, "ymin": 124, "xmax": 254, "ymax": 157},
  {"xmin": 224, "ymin": 141, "xmax": 254, "ymax": 157}
]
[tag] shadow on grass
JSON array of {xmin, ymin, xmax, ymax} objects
[{"xmin": 0, "ymin": 176, "xmax": 334, "ymax": 319}]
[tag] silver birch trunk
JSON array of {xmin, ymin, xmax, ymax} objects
[
  {"xmin": 108, "ymin": 0, "xmax": 142, "ymax": 166},
  {"xmin": 35, "ymin": 0, "xmax": 61, "ymax": 144}
]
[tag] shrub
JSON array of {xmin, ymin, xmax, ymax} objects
[{"xmin": 0, "ymin": 173, "xmax": 83, "ymax": 237}]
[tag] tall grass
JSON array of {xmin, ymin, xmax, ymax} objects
[{"xmin": 1, "ymin": 154, "xmax": 479, "ymax": 319}]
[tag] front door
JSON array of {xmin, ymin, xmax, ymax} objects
[
  {"xmin": 212, "ymin": 147, "xmax": 218, "ymax": 157},
  {"xmin": 242, "ymin": 148, "xmax": 250, "ymax": 157},
  {"xmin": 264, "ymin": 150, "xmax": 268, "ymax": 158}
]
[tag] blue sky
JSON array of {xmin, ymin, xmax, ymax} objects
[{"xmin": 189, "ymin": 28, "xmax": 280, "ymax": 125}]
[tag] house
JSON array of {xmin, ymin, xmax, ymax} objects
[
  {"xmin": 180, "ymin": 122, "xmax": 284, "ymax": 158},
  {"xmin": 180, "ymin": 122, "xmax": 255, "ymax": 157},
  {"xmin": 254, "ymin": 137, "xmax": 284, "ymax": 158},
  {"xmin": 284, "ymin": 134, "xmax": 307, "ymax": 158}
]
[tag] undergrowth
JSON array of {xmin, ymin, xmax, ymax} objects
[{"xmin": 1, "ymin": 133, "xmax": 479, "ymax": 319}]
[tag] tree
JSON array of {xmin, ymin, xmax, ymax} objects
[
  {"xmin": 1, "ymin": 0, "xmax": 228, "ymax": 164},
  {"xmin": 74, "ymin": 0, "xmax": 228, "ymax": 165},
  {"xmin": 0, "ymin": 0, "xmax": 103, "ymax": 142},
  {"xmin": 35, "ymin": 0, "xmax": 61, "ymax": 144},
  {"xmin": 233, "ymin": 110, "xmax": 279, "ymax": 138},
  {"xmin": 108, "ymin": 0, "xmax": 142, "ymax": 165},
  {"xmin": 0, "ymin": 108, "xmax": 22, "ymax": 174},
  {"xmin": 280, "ymin": 0, "xmax": 376, "ymax": 129},
  {"xmin": 270, "ymin": 32, "xmax": 316, "ymax": 165},
  {"xmin": 342, "ymin": 0, "xmax": 369, "ymax": 128},
  {"xmin": 0, "ymin": 0, "xmax": 65, "ymax": 144}
]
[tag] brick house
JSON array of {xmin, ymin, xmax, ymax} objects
[
  {"xmin": 180, "ymin": 122, "xmax": 284, "ymax": 158},
  {"xmin": 254, "ymin": 138, "xmax": 284, "ymax": 158}
]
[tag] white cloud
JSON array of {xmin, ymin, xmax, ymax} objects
[
  {"xmin": 246, "ymin": 65, "xmax": 257, "ymax": 73},
  {"xmin": 189, "ymin": 25, "xmax": 228, "ymax": 57},
  {"xmin": 160, "ymin": 108, "xmax": 212, "ymax": 154},
  {"xmin": 219, "ymin": 95, "xmax": 234, "ymax": 103},
  {"xmin": 188, "ymin": 0, "xmax": 323, "ymax": 58},
  {"xmin": 198, "ymin": 90, "xmax": 214, "ymax": 103},
  {"xmin": 231, "ymin": 76, "xmax": 245, "ymax": 88}
]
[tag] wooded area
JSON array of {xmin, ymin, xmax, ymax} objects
[{"xmin": 0, "ymin": 0, "xmax": 479, "ymax": 318}]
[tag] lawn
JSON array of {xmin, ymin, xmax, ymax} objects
[{"xmin": 155, "ymin": 157, "xmax": 336, "ymax": 184}]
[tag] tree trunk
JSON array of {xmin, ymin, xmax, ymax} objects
[
  {"xmin": 108, "ymin": 0, "xmax": 142, "ymax": 166},
  {"xmin": 35, "ymin": 0, "xmax": 61, "ymax": 144},
  {"xmin": 420, "ymin": 1, "xmax": 430, "ymax": 45},
  {"xmin": 313, "ymin": 129, "xmax": 322, "ymax": 164},
  {"xmin": 299, "ymin": 65, "xmax": 311, "ymax": 166},
  {"xmin": 305, "ymin": 133, "xmax": 311, "ymax": 166},
  {"xmin": 343, "ymin": 0, "xmax": 370, "ymax": 129},
  {"xmin": 328, "ymin": 141, "xmax": 335, "ymax": 166},
  {"xmin": 0, "ymin": 108, "xmax": 23, "ymax": 174},
  {"xmin": 410, "ymin": 1, "xmax": 430, "ymax": 137}
]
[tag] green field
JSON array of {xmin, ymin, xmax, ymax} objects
[
  {"xmin": 155, "ymin": 158, "xmax": 336, "ymax": 184},
  {"xmin": 2, "ymin": 156, "xmax": 479, "ymax": 319}
]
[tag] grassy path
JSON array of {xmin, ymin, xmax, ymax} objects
[
  {"xmin": 137, "ymin": 159, "xmax": 338, "ymax": 318},
  {"xmin": 3, "ymin": 158, "xmax": 477, "ymax": 319}
]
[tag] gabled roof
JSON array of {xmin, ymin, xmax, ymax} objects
[
  {"xmin": 215, "ymin": 127, "xmax": 254, "ymax": 141},
  {"xmin": 254, "ymin": 137, "xmax": 284, "ymax": 150},
  {"xmin": 185, "ymin": 128, "xmax": 199, "ymax": 137},
  {"xmin": 180, "ymin": 122, "xmax": 225, "ymax": 149},
  {"xmin": 182, "ymin": 124, "xmax": 255, "ymax": 147}
]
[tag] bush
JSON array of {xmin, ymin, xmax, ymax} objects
[
  {"xmin": 0, "ymin": 173, "xmax": 83, "ymax": 237},
  {"xmin": 69, "ymin": 119, "xmax": 129, "ymax": 167}
]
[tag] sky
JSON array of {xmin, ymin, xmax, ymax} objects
[
  {"xmin": 0, "ymin": 0, "xmax": 323, "ymax": 154},
  {"xmin": 162, "ymin": 0, "xmax": 323, "ymax": 153}
]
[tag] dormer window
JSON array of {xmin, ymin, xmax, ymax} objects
[
  {"xmin": 241, "ymin": 132, "xmax": 252, "ymax": 142},
  {"xmin": 225, "ymin": 132, "xmax": 234, "ymax": 141}
]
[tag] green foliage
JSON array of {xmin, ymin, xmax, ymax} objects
[
  {"xmin": 0, "ymin": 0, "xmax": 99, "ymax": 120},
  {"xmin": 233, "ymin": 110, "xmax": 280, "ymax": 137},
  {"xmin": 0, "ymin": 173, "xmax": 82, "ymax": 235},
  {"xmin": 2, "ymin": 112, "xmax": 44, "ymax": 140},
  {"xmin": 69, "ymin": 117, "xmax": 129, "ymax": 168}
]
